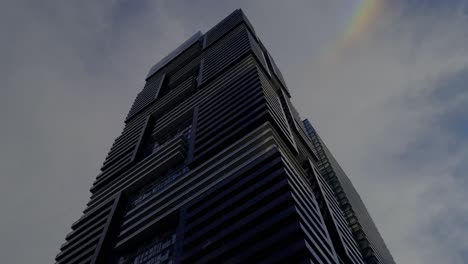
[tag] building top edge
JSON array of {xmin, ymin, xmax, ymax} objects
[{"xmin": 146, "ymin": 31, "xmax": 203, "ymax": 79}]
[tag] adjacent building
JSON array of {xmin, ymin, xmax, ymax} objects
[
  {"xmin": 56, "ymin": 9, "xmax": 394, "ymax": 264},
  {"xmin": 303, "ymin": 120, "xmax": 395, "ymax": 264}
]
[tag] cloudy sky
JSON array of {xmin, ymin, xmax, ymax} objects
[{"xmin": 1, "ymin": 0, "xmax": 468, "ymax": 263}]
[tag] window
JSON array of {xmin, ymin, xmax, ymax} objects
[
  {"xmin": 128, "ymin": 164, "xmax": 190, "ymax": 209},
  {"xmin": 141, "ymin": 117, "xmax": 192, "ymax": 160},
  {"xmin": 158, "ymin": 62, "xmax": 200, "ymax": 101},
  {"xmin": 118, "ymin": 231, "xmax": 176, "ymax": 264}
]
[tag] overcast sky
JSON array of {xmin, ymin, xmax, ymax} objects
[{"xmin": 1, "ymin": 0, "xmax": 468, "ymax": 263}]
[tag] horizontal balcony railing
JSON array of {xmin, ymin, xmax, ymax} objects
[{"xmin": 127, "ymin": 165, "xmax": 190, "ymax": 211}]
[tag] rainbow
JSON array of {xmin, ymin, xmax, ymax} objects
[{"xmin": 326, "ymin": 0, "xmax": 385, "ymax": 62}]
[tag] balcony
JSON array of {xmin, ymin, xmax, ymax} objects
[{"xmin": 127, "ymin": 164, "xmax": 190, "ymax": 210}]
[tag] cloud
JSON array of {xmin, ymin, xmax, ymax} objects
[
  {"xmin": 287, "ymin": 2, "xmax": 468, "ymax": 263},
  {"xmin": 0, "ymin": 1, "xmax": 190, "ymax": 263},
  {"xmin": 1, "ymin": 1, "xmax": 467, "ymax": 263}
]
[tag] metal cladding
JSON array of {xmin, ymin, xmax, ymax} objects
[{"xmin": 56, "ymin": 9, "xmax": 394, "ymax": 264}]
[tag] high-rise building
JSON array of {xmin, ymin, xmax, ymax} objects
[
  {"xmin": 56, "ymin": 9, "xmax": 394, "ymax": 264},
  {"xmin": 303, "ymin": 120, "xmax": 395, "ymax": 264}
]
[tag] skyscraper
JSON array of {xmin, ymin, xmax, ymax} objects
[
  {"xmin": 303, "ymin": 120, "xmax": 395, "ymax": 264},
  {"xmin": 56, "ymin": 9, "xmax": 394, "ymax": 264}
]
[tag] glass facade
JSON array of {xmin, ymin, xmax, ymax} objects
[
  {"xmin": 118, "ymin": 232, "xmax": 176, "ymax": 264},
  {"xmin": 128, "ymin": 165, "xmax": 190, "ymax": 209},
  {"xmin": 303, "ymin": 119, "xmax": 395, "ymax": 264}
]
